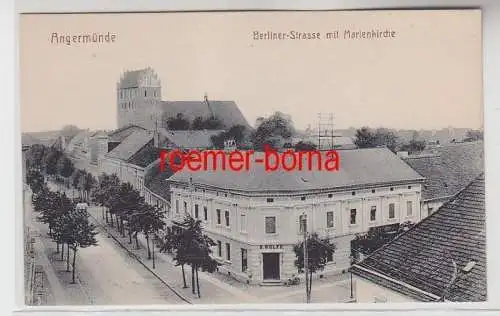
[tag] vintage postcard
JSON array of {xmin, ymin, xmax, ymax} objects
[{"xmin": 19, "ymin": 9, "xmax": 484, "ymax": 306}]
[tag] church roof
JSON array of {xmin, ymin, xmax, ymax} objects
[
  {"xmin": 352, "ymin": 174, "xmax": 486, "ymax": 302},
  {"xmin": 160, "ymin": 100, "xmax": 250, "ymax": 129},
  {"xmin": 168, "ymin": 147, "xmax": 424, "ymax": 194}
]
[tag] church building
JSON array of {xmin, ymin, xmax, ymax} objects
[{"xmin": 116, "ymin": 67, "xmax": 250, "ymax": 131}]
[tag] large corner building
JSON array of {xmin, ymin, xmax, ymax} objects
[{"xmin": 166, "ymin": 148, "xmax": 425, "ymax": 285}]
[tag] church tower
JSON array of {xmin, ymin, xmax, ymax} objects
[{"xmin": 116, "ymin": 67, "xmax": 162, "ymax": 130}]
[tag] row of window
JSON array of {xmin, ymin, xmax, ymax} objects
[
  {"xmin": 215, "ymin": 243, "xmax": 249, "ymax": 272},
  {"xmin": 119, "ymin": 89, "xmax": 158, "ymax": 98},
  {"xmin": 175, "ymin": 200, "xmax": 413, "ymax": 234}
]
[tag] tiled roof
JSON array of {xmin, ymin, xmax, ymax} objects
[
  {"xmin": 105, "ymin": 130, "xmax": 154, "ymax": 161},
  {"xmin": 159, "ymin": 128, "xmax": 224, "ymax": 149},
  {"xmin": 160, "ymin": 100, "xmax": 250, "ymax": 129},
  {"xmin": 168, "ymin": 147, "xmax": 425, "ymax": 193},
  {"xmin": 144, "ymin": 160, "xmax": 175, "ymax": 201},
  {"xmin": 403, "ymin": 141, "xmax": 484, "ymax": 201},
  {"xmin": 108, "ymin": 125, "xmax": 147, "ymax": 143},
  {"xmin": 352, "ymin": 174, "xmax": 486, "ymax": 302},
  {"xmin": 127, "ymin": 145, "xmax": 162, "ymax": 168}
]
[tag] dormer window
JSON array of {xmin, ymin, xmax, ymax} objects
[
  {"xmin": 352, "ymin": 191, "xmax": 356, "ymax": 196},
  {"xmin": 301, "ymin": 196, "xmax": 306, "ymax": 201},
  {"xmin": 266, "ymin": 198, "xmax": 274, "ymax": 203}
]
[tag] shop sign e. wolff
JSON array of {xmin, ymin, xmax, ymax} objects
[{"xmin": 259, "ymin": 244, "xmax": 284, "ymax": 250}]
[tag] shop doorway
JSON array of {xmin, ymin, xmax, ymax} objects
[{"xmin": 262, "ymin": 253, "xmax": 280, "ymax": 280}]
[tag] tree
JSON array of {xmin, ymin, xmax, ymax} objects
[
  {"xmin": 67, "ymin": 208, "xmax": 99, "ymax": 283},
  {"xmin": 399, "ymin": 139, "xmax": 426, "ymax": 154},
  {"xmin": 44, "ymin": 148, "xmax": 63, "ymax": 176},
  {"xmin": 191, "ymin": 116, "xmax": 205, "ymax": 130},
  {"xmin": 108, "ymin": 182, "xmax": 144, "ymax": 236},
  {"xmin": 174, "ymin": 215, "xmax": 218, "ymax": 298},
  {"xmin": 293, "ymin": 233, "xmax": 336, "ymax": 301},
  {"xmin": 139, "ymin": 204, "xmax": 165, "ymax": 259},
  {"xmin": 250, "ymin": 111, "xmax": 295, "ymax": 150},
  {"xmin": 57, "ymin": 156, "xmax": 75, "ymax": 179},
  {"xmin": 26, "ymin": 144, "xmax": 48, "ymax": 171},
  {"xmin": 201, "ymin": 117, "xmax": 223, "ymax": 130},
  {"xmin": 350, "ymin": 221, "xmax": 415, "ymax": 261},
  {"xmin": 82, "ymin": 171, "xmax": 96, "ymax": 202},
  {"xmin": 354, "ymin": 127, "xmax": 399, "ymax": 152},
  {"xmin": 165, "ymin": 113, "xmax": 190, "ymax": 130},
  {"xmin": 210, "ymin": 124, "xmax": 249, "ymax": 149},
  {"xmin": 294, "ymin": 141, "xmax": 317, "ymax": 151},
  {"xmin": 464, "ymin": 129, "xmax": 483, "ymax": 142},
  {"xmin": 71, "ymin": 169, "xmax": 83, "ymax": 198},
  {"xmin": 27, "ymin": 169, "xmax": 45, "ymax": 195}
]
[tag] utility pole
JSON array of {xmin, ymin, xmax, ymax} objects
[
  {"xmin": 152, "ymin": 233, "xmax": 156, "ymax": 269},
  {"xmin": 302, "ymin": 214, "xmax": 310, "ymax": 303}
]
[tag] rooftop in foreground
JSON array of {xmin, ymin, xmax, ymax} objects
[{"xmin": 352, "ymin": 173, "xmax": 486, "ymax": 302}]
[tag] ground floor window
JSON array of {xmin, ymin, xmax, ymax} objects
[
  {"xmin": 241, "ymin": 249, "xmax": 248, "ymax": 272},
  {"xmin": 226, "ymin": 243, "xmax": 231, "ymax": 261}
]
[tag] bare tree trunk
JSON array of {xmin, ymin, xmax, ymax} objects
[
  {"xmin": 61, "ymin": 243, "xmax": 64, "ymax": 261},
  {"xmin": 121, "ymin": 218, "xmax": 125, "ymax": 237},
  {"xmin": 71, "ymin": 248, "xmax": 77, "ymax": 284},
  {"xmin": 196, "ymin": 266, "xmax": 201, "ymax": 298},
  {"xmin": 308, "ymin": 271, "xmax": 313, "ymax": 299},
  {"xmin": 146, "ymin": 234, "xmax": 151, "ymax": 260},
  {"xmin": 181, "ymin": 264, "xmax": 188, "ymax": 288},
  {"xmin": 101, "ymin": 207, "xmax": 105, "ymax": 220},
  {"xmin": 128, "ymin": 228, "xmax": 132, "ymax": 244},
  {"xmin": 66, "ymin": 244, "xmax": 70, "ymax": 272},
  {"xmin": 105, "ymin": 210, "xmax": 109, "ymax": 224},
  {"xmin": 135, "ymin": 234, "xmax": 139, "ymax": 249},
  {"xmin": 191, "ymin": 265, "xmax": 196, "ymax": 294},
  {"xmin": 56, "ymin": 242, "xmax": 60, "ymax": 254}
]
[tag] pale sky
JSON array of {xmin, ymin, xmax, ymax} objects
[{"xmin": 20, "ymin": 10, "xmax": 483, "ymax": 133}]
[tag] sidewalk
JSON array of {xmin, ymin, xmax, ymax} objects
[
  {"xmin": 24, "ymin": 187, "xmax": 94, "ymax": 305},
  {"xmin": 87, "ymin": 207, "xmax": 259, "ymax": 304}
]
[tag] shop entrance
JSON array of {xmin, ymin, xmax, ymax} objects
[{"xmin": 262, "ymin": 253, "xmax": 280, "ymax": 280}]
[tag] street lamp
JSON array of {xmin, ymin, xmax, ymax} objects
[
  {"xmin": 152, "ymin": 233, "xmax": 156, "ymax": 269},
  {"xmin": 300, "ymin": 213, "xmax": 310, "ymax": 304},
  {"xmin": 349, "ymin": 255, "xmax": 356, "ymax": 299}
]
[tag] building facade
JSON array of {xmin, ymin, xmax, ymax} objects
[
  {"xmin": 169, "ymin": 183, "xmax": 422, "ymax": 284},
  {"xmin": 166, "ymin": 148, "xmax": 425, "ymax": 285}
]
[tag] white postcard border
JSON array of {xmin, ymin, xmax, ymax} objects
[{"xmin": 6, "ymin": 0, "xmax": 500, "ymax": 315}]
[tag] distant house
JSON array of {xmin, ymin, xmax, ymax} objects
[
  {"xmin": 64, "ymin": 130, "xmax": 94, "ymax": 161},
  {"xmin": 158, "ymin": 128, "xmax": 224, "ymax": 150},
  {"xmin": 99, "ymin": 129, "xmax": 156, "ymax": 191},
  {"xmin": 402, "ymin": 141, "xmax": 484, "ymax": 218},
  {"xmin": 352, "ymin": 174, "xmax": 486, "ymax": 302}
]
